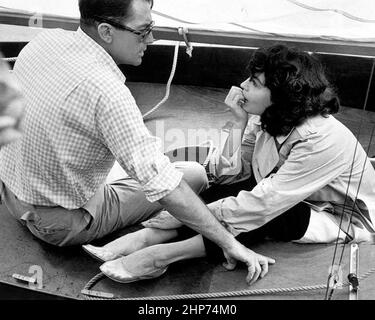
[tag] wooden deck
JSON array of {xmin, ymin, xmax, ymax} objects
[
  {"xmin": 1, "ymin": 83, "xmax": 374, "ymax": 300},
  {"xmin": 1, "ymin": 201, "xmax": 375, "ymax": 301}
]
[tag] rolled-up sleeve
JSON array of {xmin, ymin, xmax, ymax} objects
[
  {"xmin": 208, "ymin": 130, "xmax": 351, "ymax": 236},
  {"xmin": 208, "ymin": 119, "xmax": 256, "ymax": 185},
  {"xmin": 96, "ymin": 84, "xmax": 182, "ymax": 202}
]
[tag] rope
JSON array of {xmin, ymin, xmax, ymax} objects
[
  {"xmin": 2, "ymin": 41, "xmax": 179, "ymax": 119},
  {"xmin": 142, "ymin": 43, "xmax": 180, "ymax": 119},
  {"xmin": 81, "ymin": 272, "xmax": 108, "ymax": 300},
  {"xmin": 1, "ymin": 42, "xmax": 180, "ymax": 119},
  {"xmin": 81, "ymin": 266, "xmax": 375, "ymax": 300}
]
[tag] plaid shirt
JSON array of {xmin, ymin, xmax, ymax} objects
[{"xmin": 0, "ymin": 28, "xmax": 182, "ymax": 212}]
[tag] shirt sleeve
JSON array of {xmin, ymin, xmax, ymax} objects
[
  {"xmin": 207, "ymin": 130, "xmax": 350, "ymax": 236},
  {"xmin": 208, "ymin": 118, "xmax": 256, "ymax": 185},
  {"xmin": 95, "ymin": 83, "xmax": 182, "ymax": 202}
]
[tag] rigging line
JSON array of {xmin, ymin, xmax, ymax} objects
[
  {"xmin": 338, "ymin": 134, "xmax": 373, "ymax": 266},
  {"xmin": 286, "ymin": 0, "xmax": 375, "ymax": 24},
  {"xmin": 336, "ymin": 59, "xmax": 375, "ymax": 264},
  {"xmin": 339, "ymin": 124, "xmax": 375, "ymax": 263},
  {"xmin": 324, "ymin": 58, "xmax": 375, "ymax": 300},
  {"xmin": 362, "ymin": 59, "xmax": 375, "ymax": 111},
  {"xmin": 324, "ymin": 125, "xmax": 362, "ymax": 299},
  {"xmin": 324, "ymin": 144, "xmax": 359, "ymax": 300}
]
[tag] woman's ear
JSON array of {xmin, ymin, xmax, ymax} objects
[{"xmin": 97, "ymin": 23, "xmax": 114, "ymax": 44}]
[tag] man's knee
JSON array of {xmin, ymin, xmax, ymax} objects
[{"xmin": 175, "ymin": 161, "xmax": 209, "ymax": 194}]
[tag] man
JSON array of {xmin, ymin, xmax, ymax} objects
[
  {"xmin": 0, "ymin": 55, "xmax": 24, "ymax": 146},
  {"xmin": 0, "ymin": 0, "xmax": 274, "ymax": 285}
]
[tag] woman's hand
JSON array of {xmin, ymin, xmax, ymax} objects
[
  {"xmin": 224, "ymin": 86, "xmax": 248, "ymax": 125},
  {"xmin": 141, "ymin": 210, "xmax": 184, "ymax": 229}
]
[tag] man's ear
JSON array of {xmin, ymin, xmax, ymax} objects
[{"xmin": 97, "ymin": 23, "xmax": 114, "ymax": 44}]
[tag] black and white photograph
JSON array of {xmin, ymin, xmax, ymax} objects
[{"xmin": 0, "ymin": 0, "xmax": 374, "ymax": 310}]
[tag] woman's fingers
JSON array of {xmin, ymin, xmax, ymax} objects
[
  {"xmin": 225, "ymin": 86, "xmax": 244, "ymax": 108},
  {"xmin": 224, "ymin": 86, "xmax": 248, "ymax": 123}
]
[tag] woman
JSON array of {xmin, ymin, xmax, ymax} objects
[{"xmin": 83, "ymin": 44, "xmax": 375, "ymax": 283}]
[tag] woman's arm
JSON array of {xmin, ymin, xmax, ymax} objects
[
  {"xmin": 208, "ymin": 127, "xmax": 352, "ymax": 236},
  {"xmin": 208, "ymin": 87, "xmax": 258, "ymax": 184}
]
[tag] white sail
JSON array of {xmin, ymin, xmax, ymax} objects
[{"xmin": 0, "ymin": 0, "xmax": 374, "ymax": 42}]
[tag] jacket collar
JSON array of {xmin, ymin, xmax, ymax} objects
[{"xmin": 252, "ymin": 116, "xmax": 294, "ymax": 145}]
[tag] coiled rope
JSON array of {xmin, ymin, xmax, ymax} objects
[{"xmin": 81, "ymin": 266, "xmax": 375, "ymax": 300}]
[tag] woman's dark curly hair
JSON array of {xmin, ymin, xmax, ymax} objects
[{"xmin": 247, "ymin": 44, "xmax": 340, "ymax": 136}]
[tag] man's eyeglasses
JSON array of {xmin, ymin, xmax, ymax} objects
[{"xmin": 93, "ymin": 16, "xmax": 155, "ymax": 42}]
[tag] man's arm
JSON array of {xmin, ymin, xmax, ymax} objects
[{"xmin": 159, "ymin": 178, "xmax": 275, "ymax": 285}]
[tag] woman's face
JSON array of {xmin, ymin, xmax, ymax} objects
[{"xmin": 240, "ymin": 73, "xmax": 272, "ymax": 115}]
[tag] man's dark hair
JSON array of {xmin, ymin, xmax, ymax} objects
[
  {"xmin": 79, "ymin": 0, "xmax": 154, "ymax": 26},
  {"xmin": 247, "ymin": 44, "xmax": 340, "ymax": 136}
]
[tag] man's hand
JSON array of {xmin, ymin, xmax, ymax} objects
[
  {"xmin": 142, "ymin": 210, "xmax": 184, "ymax": 229},
  {"xmin": 223, "ymin": 241, "xmax": 275, "ymax": 285}
]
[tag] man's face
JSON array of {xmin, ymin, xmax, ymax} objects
[{"xmin": 110, "ymin": 0, "xmax": 154, "ymax": 66}]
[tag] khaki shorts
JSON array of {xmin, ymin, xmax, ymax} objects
[{"xmin": 0, "ymin": 161, "xmax": 208, "ymax": 247}]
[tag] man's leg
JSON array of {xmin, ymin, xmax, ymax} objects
[
  {"xmin": 0, "ymin": 162, "xmax": 207, "ymax": 247},
  {"xmin": 0, "ymin": 180, "xmax": 90, "ymax": 247},
  {"xmin": 76, "ymin": 161, "xmax": 208, "ymax": 245}
]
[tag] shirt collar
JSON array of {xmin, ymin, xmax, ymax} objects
[
  {"xmin": 276, "ymin": 129, "xmax": 295, "ymax": 145},
  {"xmin": 251, "ymin": 115, "xmax": 294, "ymax": 144},
  {"xmin": 75, "ymin": 27, "xmax": 126, "ymax": 83}
]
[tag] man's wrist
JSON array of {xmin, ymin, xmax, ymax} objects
[{"xmin": 217, "ymin": 229, "xmax": 237, "ymax": 251}]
